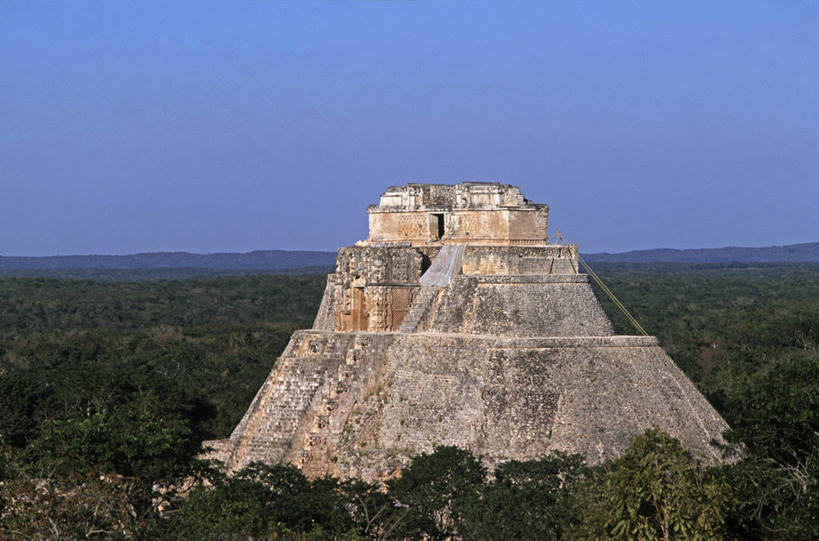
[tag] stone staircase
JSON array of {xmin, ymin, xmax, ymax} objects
[
  {"xmin": 396, "ymin": 244, "xmax": 464, "ymax": 333},
  {"xmin": 298, "ymin": 338, "xmax": 367, "ymax": 466},
  {"xmin": 226, "ymin": 332, "xmax": 350, "ymax": 471},
  {"xmin": 397, "ymin": 286, "xmax": 439, "ymax": 333}
]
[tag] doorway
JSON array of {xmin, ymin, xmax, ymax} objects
[{"xmin": 430, "ymin": 213, "xmax": 445, "ymax": 240}]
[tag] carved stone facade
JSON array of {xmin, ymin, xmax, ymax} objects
[
  {"xmin": 205, "ymin": 182, "xmax": 728, "ymax": 482},
  {"xmin": 365, "ymin": 183, "xmax": 548, "ymax": 246}
]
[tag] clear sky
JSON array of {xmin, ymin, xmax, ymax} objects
[{"xmin": 1, "ymin": 1, "xmax": 817, "ymax": 255}]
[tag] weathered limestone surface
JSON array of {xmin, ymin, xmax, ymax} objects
[
  {"xmin": 206, "ymin": 182, "xmax": 729, "ymax": 482},
  {"xmin": 421, "ymin": 275, "xmax": 614, "ymax": 336},
  {"xmin": 461, "ymin": 245, "xmax": 578, "ymax": 275},
  {"xmin": 211, "ymin": 331, "xmax": 726, "ymax": 482}
]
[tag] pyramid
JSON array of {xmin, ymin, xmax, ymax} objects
[{"xmin": 206, "ymin": 183, "xmax": 728, "ymax": 481}]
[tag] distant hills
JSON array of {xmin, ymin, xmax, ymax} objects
[
  {"xmin": 1, "ymin": 243, "xmax": 818, "ymax": 281},
  {"xmin": 0, "ymin": 250, "xmax": 337, "ymax": 271},
  {"xmin": 583, "ymin": 242, "xmax": 819, "ymax": 263}
]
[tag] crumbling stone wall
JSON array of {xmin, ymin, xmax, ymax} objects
[
  {"xmin": 461, "ymin": 245, "xmax": 579, "ymax": 275},
  {"xmin": 313, "ymin": 246, "xmax": 440, "ymax": 333}
]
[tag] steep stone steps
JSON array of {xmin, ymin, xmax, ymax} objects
[
  {"xmin": 227, "ymin": 354, "xmax": 343, "ymax": 470},
  {"xmin": 297, "ymin": 339, "xmax": 366, "ymax": 466},
  {"xmin": 284, "ymin": 330, "xmax": 352, "ymax": 358},
  {"xmin": 397, "ymin": 286, "xmax": 439, "ymax": 333}
]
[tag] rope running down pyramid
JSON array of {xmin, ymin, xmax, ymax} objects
[{"xmin": 577, "ymin": 255, "xmax": 649, "ymax": 336}]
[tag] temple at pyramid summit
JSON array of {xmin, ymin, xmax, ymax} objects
[{"xmin": 205, "ymin": 182, "xmax": 729, "ymax": 481}]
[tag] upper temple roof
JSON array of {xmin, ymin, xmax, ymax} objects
[
  {"xmin": 363, "ymin": 182, "xmax": 549, "ymax": 246},
  {"xmin": 369, "ymin": 182, "xmax": 545, "ymax": 212}
]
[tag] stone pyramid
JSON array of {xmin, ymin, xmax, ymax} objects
[{"xmin": 206, "ymin": 183, "xmax": 728, "ymax": 481}]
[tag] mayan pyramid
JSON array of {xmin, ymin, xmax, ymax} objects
[{"xmin": 206, "ymin": 182, "xmax": 728, "ymax": 481}]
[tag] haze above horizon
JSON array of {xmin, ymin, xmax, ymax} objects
[{"xmin": 2, "ymin": 1, "xmax": 817, "ymax": 256}]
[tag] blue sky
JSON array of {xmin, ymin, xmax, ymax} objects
[{"xmin": 1, "ymin": 1, "xmax": 817, "ymax": 255}]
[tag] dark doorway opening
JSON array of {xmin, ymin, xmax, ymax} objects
[
  {"xmin": 431, "ymin": 213, "xmax": 445, "ymax": 240},
  {"xmin": 421, "ymin": 254, "xmax": 432, "ymax": 274}
]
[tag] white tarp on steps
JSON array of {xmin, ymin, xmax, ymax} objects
[{"xmin": 419, "ymin": 244, "xmax": 465, "ymax": 287}]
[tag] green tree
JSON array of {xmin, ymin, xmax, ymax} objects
[
  {"xmin": 705, "ymin": 353, "xmax": 819, "ymax": 539},
  {"xmin": 719, "ymin": 451, "xmax": 818, "ymax": 541},
  {"xmin": 386, "ymin": 446, "xmax": 486, "ymax": 540},
  {"xmin": 0, "ymin": 371, "xmax": 46, "ymax": 448},
  {"xmin": 717, "ymin": 353, "xmax": 818, "ymax": 464},
  {"xmin": 158, "ymin": 463, "xmax": 358, "ymax": 539},
  {"xmin": 572, "ymin": 430, "xmax": 734, "ymax": 541},
  {"xmin": 458, "ymin": 452, "xmax": 585, "ymax": 540}
]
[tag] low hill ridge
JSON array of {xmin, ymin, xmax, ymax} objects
[
  {"xmin": 583, "ymin": 242, "xmax": 819, "ymax": 263},
  {"xmin": 0, "ymin": 250, "xmax": 337, "ymax": 270}
]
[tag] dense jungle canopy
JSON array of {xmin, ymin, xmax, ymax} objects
[{"xmin": 0, "ymin": 264, "xmax": 816, "ymax": 539}]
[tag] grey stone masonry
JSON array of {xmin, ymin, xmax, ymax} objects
[
  {"xmin": 396, "ymin": 286, "xmax": 439, "ymax": 333},
  {"xmin": 205, "ymin": 183, "xmax": 730, "ymax": 481}
]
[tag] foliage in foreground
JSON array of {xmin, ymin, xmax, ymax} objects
[
  {"xmin": 571, "ymin": 431, "xmax": 733, "ymax": 540},
  {"xmin": 0, "ymin": 440, "xmax": 741, "ymax": 540}
]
